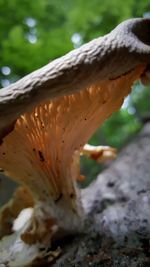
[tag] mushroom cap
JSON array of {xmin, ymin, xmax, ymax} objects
[
  {"xmin": 0, "ymin": 18, "xmax": 150, "ymax": 141},
  {"xmin": 0, "ymin": 65, "xmax": 145, "ymax": 204}
]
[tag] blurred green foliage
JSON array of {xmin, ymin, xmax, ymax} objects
[{"xmin": 0, "ymin": 0, "xmax": 150, "ymax": 185}]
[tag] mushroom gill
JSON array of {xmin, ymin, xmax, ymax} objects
[{"xmin": 0, "ymin": 65, "xmax": 145, "ymax": 238}]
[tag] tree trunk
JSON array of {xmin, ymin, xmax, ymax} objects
[{"xmin": 52, "ymin": 123, "xmax": 150, "ymax": 267}]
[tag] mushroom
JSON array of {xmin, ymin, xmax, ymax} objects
[
  {"xmin": 0, "ymin": 186, "xmax": 34, "ymax": 238},
  {"xmin": 81, "ymin": 144, "xmax": 117, "ymax": 162},
  {"xmin": 0, "ymin": 18, "xmax": 150, "ymax": 266}
]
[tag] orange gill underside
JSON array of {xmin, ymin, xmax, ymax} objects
[{"xmin": 0, "ymin": 65, "xmax": 145, "ymax": 203}]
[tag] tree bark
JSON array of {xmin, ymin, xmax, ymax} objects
[{"xmin": 52, "ymin": 123, "xmax": 150, "ymax": 267}]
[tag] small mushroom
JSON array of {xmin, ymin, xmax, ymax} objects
[
  {"xmin": 0, "ymin": 186, "xmax": 34, "ymax": 238},
  {"xmin": 81, "ymin": 144, "xmax": 117, "ymax": 162},
  {"xmin": 0, "ymin": 18, "xmax": 150, "ymax": 265}
]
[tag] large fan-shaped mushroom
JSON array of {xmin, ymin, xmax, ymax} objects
[{"xmin": 0, "ymin": 18, "xmax": 150, "ymax": 266}]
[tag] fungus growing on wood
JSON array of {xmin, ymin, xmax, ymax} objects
[
  {"xmin": 81, "ymin": 144, "xmax": 117, "ymax": 162},
  {"xmin": 0, "ymin": 186, "xmax": 34, "ymax": 238},
  {"xmin": 0, "ymin": 18, "xmax": 150, "ymax": 266}
]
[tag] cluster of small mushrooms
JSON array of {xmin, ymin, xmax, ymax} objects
[{"xmin": 0, "ymin": 18, "xmax": 150, "ymax": 266}]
